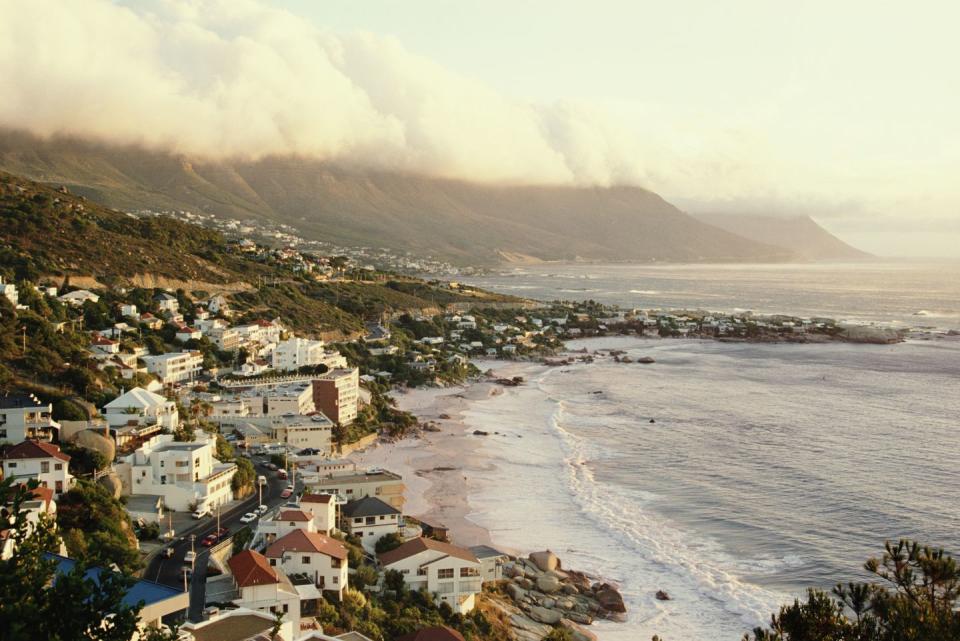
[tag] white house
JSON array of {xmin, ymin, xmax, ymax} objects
[
  {"xmin": 265, "ymin": 529, "xmax": 348, "ymax": 596},
  {"xmin": 142, "ymin": 351, "xmax": 203, "ymax": 385},
  {"xmin": 58, "ymin": 289, "xmax": 99, "ymax": 306},
  {"xmin": 120, "ymin": 304, "xmax": 138, "ymax": 319},
  {"xmin": 377, "ymin": 538, "xmax": 482, "ymax": 614},
  {"xmin": 153, "ymin": 292, "xmax": 179, "ymax": 313},
  {"xmin": 208, "ymin": 294, "xmax": 231, "ymax": 317},
  {"xmin": 340, "ymin": 496, "xmax": 401, "ymax": 553},
  {"xmin": 175, "ymin": 326, "xmax": 202, "ymax": 343},
  {"xmin": 1, "ymin": 440, "xmax": 74, "ymax": 496},
  {"xmin": 90, "ymin": 334, "xmax": 120, "ymax": 355},
  {"xmin": 270, "ymin": 415, "xmax": 334, "ymax": 454},
  {"xmin": 272, "ymin": 338, "xmax": 334, "ymax": 372},
  {"xmin": 0, "ymin": 277, "xmax": 18, "ymax": 307},
  {"xmin": 102, "ymin": 387, "xmax": 179, "ymax": 431},
  {"xmin": 299, "ymin": 493, "xmax": 337, "ymax": 534},
  {"xmin": 115, "ymin": 432, "xmax": 236, "ymax": 512},
  {"xmin": 226, "ymin": 550, "xmax": 301, "ymax": 631},
  {"xmin": 1, "ymin": 486, "xmax": 63, "ymax": 560},
  {"xmin": 0, "ymin": 393, "xmax": 60, "ymax": 442}
]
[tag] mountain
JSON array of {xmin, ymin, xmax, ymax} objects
[
  {"xmin": 0, "ymin": 129, "xmax": 793, "ymax": 265},
  {"xmin": 693, "ymin": 213, "xmax": 871, "ymax": 261}
]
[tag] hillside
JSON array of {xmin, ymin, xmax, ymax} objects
[
  {"xmin": 0, "ymin": 129, "xmax": 794, "ymax": 265},
  {"xmin": 0, "ymin": 171, "xmax": 521, "ymax": 339},
  {"xmin": 693, "ymin": 213, "xmax": 871, "ymax": 261}
]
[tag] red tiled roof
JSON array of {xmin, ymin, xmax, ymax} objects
[
  {"xmin": 394, "ymin": 626, "xmax": 467, "ymax": 641},
  {"xmin": 227, "ymin": 550, "xmax": 278, "ymax": 588},
  {"xmin": 378, "ymin": 537, "xmax": 478, "ymax": 567},
  {"xmin": 91, "ymin": 335, "xmax": 117, "ymax": 345},
  {"xmin": 278, "ymin": 510, "xmax": 312, "ymax": 522},
  {"xmin": 265, "ymin": 529, "xmax": 346, "ymax": 560},
  {"xmin": 300, "ymin": 493, "xmax": 333, "ymax": 504},
  {"xmin": 2, "ymin": 440, "xmax": 70, "ymax": 462}
]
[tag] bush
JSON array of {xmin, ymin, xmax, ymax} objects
[{"xmin": 374, "ymin": 532, "xmax": 404, "ymax": 555}]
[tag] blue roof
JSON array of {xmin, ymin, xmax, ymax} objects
[{"xmin": 44, "ymin": 553, "xmax": 185, "ymax": 606}]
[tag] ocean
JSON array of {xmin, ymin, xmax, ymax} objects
[{"xmin": 453, "ymin": 263, "xmax": 960, "ymax": 640}]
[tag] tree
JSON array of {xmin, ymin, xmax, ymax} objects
[
  {"xmin": 0, "ymin": 478, "xmax": 177, "ymax": 641},
  {"xmin": 374, "ymin": 532, "xmax": 404, "ymax": 554},
  {"xmin": 57, "ymin": 480, "xmax": 141, "ymax": 574},
  {"xmin": 746, "ymin": 540, "xmax": 960, "ymax": 641}
]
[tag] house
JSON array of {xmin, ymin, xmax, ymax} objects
[
  {"xmin": 260, "ymin": 508, "xmax": 317, "ymax": 543},
  {"xmin": 1, "ymin": 486, "xmax": 62, "ymax": 560},
  {"xmin": 299, "ymin": 493, "xmax": 337, "ymax": 534},
  {"xmin": 469, "ymin": 545, "xmax": 509, "ymax": 582},
  {"xmin": 46, "ymin": 553, "xmax": 188, "ymax": 630},
  {"xmin": 307, "ymin": 469, "xmax": 405, "ymax": 511},
  {"xmin": 153, "ymin": 292, "xmax": 179, "ymax": 313},
  {"xmin": 265, "ymin": 529, "xmax": 348, "ymax": 596},
  {"xmin": 102, "ymin": 387, "xmax": 179, "ymax": 432},
  {"xmin": 226, "ymin": 550, "xmax": 301, "ymax": 631},
  {"xmin": 139, "ymin": 313, "xmax": 163, "ymax": 330},
  {"xmin": 1, "ymin": 440, "xmax": 74, "ymax": 496},
  {"xmin": 238, "ymin": 359, "xmax": 270, "ymax": 377},
  {"xmin": 0, "ymin": 276, "xmax": 18, "ymax": 307},
  {"xmin": 175, "ymin": 326, "xmax": 202, "ymax": 342},
  {"xmin": 142, "ymin": 351, "xmax": 203, "ymax": 385},
  {"xmin": 272, "ymin": 338, "xmax": 347, "ymax": 372},
  {"xmin": 377, "ymin": 538, "xmax": 482, "ymax": 614},
  {"xmin": 312, "ymin": 368, "xmax": 359, "ymax": 426},
  {"xmin": 394, "ymin": 627, "xmax": 467, "ymax": 641},
  {"xmin": 367, "ymin": 345, "xmax": 398, "ymax": 357},
  {"xmin": 208, "ymin": 294, "xmax": 231, "ymax": 317},
  {"xmin": 120, "ymin": 304, "xmax": 138, "ymax": 319},
  {"xmin": 339, "ymin": 496, "xmax": 401, "ymax": 553},
  {"xmin": 239, "ymin": 382, "xmax": 315, "ymax": 417},
  {"xmin": 115, "ymin": 432, "xmax": 236, "ymax": 512},
  {"xmin": 90, "ymin": 334, "xmax": 120, "ymax": 354},
  {"xmin": 0, "ymin": 393, "xmax": 60, "ymax": 442},
  {"xmin": 58, "ymin": 289, "xmax": 99, "ymax": 306}
]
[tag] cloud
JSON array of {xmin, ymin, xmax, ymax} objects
[{"xmin": 0, "ymin": 0, "xmax": 650, "ymax": 186}]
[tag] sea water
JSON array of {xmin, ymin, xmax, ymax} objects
[{"xmin": 454, "ymin": 262, "xmax": 960, "ymax": 640}]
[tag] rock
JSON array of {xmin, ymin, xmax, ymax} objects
[
  {"xmin": 562, "ymin": 583, "xmax": 579, "ymax": 596},
  {"xmin": 656, "ymin": 590, "xmax": 671, "ymax": 601},
  {"xmin": 555, "ymin": 597, "xmax": 575, "ymax": 610},
  {"xmin": 537, "ymin": 574, "xmax": 562, "ymax": 594},
  {"xmin": 515, "ymin": 577, "xmax": 534, "ymax": 590},
  {"xmin": 594, "ymin": 583, "xmax": 627, "ymax": 614},
  {"xmin": 566, "ymin": 611, "xmax": 594, "ymax": 625},
  {"xmin": 529, "ymin": 550, "xmax": 560, "ymax": 572},
  {"xmin": 73, "ymin": 429, "xmax": 116, "ymax": 463},
  {"xmin": 540, "ymin": 597, "xmax": 556, "ymax": 609},
  {"xmin": 527, "ymin": 605, "xmax": 563, "ymax": 625},
  {"xmin": 566, "ymin": 570, "xmax": 593, "ymax": 592},
  {"xmin": 561, "ymin": 618, "xmax": 599, "ymax": 641},
  {"xmin": 98, "ymin": 472, "xmax": 122, "ymax": 498},
  {"xmin": 509, "ymin": 613, "xmax": 552, "ymax": 641},
  {"xmin": 507, "ymin": 583, "xmax": 527, "ymax": 602},
  {"xmin": 472, "ymin": 430, "xmax": 489, "ymax": 436},
  {"xmin": 649, "ymin": 418, "xmax": 656, "ymax": 423},
  {"xmin": 638, "ymin": 356, "xmax": 656, "ymax": 364},
  {"xmin": 438, "ymin": 413, "xmax": 451, "ymax": 419}
]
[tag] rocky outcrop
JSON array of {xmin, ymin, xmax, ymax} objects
[{"xmin": 499, "ymin": 551, "xmax": 627, "ymax": 637}]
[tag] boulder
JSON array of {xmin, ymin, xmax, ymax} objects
[
  {"xmin": 527, "ymin": 605, "xmax": 563, "ymax": 625},
  {"xmin": 73, "ymin": 429, "xmax": 116, "ymax": 464},
  {"xmin": 562, "ymin": 583, "xmax": 580, "ymax": 596},
  {"xmin": 515, "ymin": 577, "xmax": 534, "ymax": 590},
  {"xmin": 507, "ymin": 583, "xmax": 527, "ymax": 602},
  {"xmin": 656, "ymin": 590, "xmax": 671, "ymax": 601},
  {"xmin": 566, "ymin": 570, "xmax": 593, "ymax": 592},
  {"xmin": 594, "ymin": 584, "xmax": 627, "ymax": 613},
  {"xmin": 566, "ymin": 611, "xmax": 594, "ymax": 625},
  {"xmin": 561, "ymin": 619, "xmax": 599, "ymax": 641},
  {"xmin": 529, "ymin": 550, "xmax": 560, "ymax": 572},
  {"xmin": 555, "ymin": 597, "xmax": 575, "ymax": 611},
  {"xmin": 537, "ymin": 574, "xmax": 562, "ymax": 594},
  {"xmin": 98, "ymin": 472, "xmax": 122, "ymax": 498}
]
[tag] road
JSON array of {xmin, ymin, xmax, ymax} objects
[{"xmin": 144, "ymin": 455, "xmax": 298, "ymax": 622}]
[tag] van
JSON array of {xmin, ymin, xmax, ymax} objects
[{"xmin": 192, "ymin": 508, "xmax": 210, "ymax": 519}]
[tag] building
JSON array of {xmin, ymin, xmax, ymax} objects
[
  {"xmin": 58, "ymin": 289, "xmax": 99, "ymax": 306},
  {"xmin": 153, "ymin": 292, "xmax": 179, "ymax": 313},
  {"xmin": 0, "ymin": 441, "xmax": 74, "ymax": 496},
  {"xmin": 226, "ymin": 550, "xmax": 301, "ymax": 630},
  {"xmin": 308, "ymin": 469, "xmax": 405, "ymax": 511},
  {"xmin": 312, "ymin": 368, "xmax": 359, "ymax": 425},
  {"xmin": 378, "ymin": 538, "xmax": 482, "ymax": 614},
  {"xmin": 239, "ymin": 382, "xmax": 314, "ymax": 417},
  {"xmin": 469, "ymin": 545, "xmax": 509, "ymax": 582},
  {"xmin": 102, "ymin": 387, "xmax": 179, "ymax": 432},
  {"xmin": 1, "ymin": 486, "xmax": 62, "ymax": 560},
  {"xmin": 207, "ymin": 294, "xmax": 231, "ymax": 317},
  {"xmin": 0, "ymin": 276, "xmax": 18, "ymax": 307},
  {"xmin": 272, "ymin": 338, "xmax": 346, "ymax": 372},
  {"xmin": 115, "ymin": 432, "xmax": 236, "ymax": 512},
  {"xmin": 339, "ymin": 497, "xmax": 401, "ymax": 553},
  {"xmin": 299, "ymin": 493, "xmax": 337, "ymax": 534},
  {"xmin": 0, "ymin": 393, "xmax": 60, "ymax": 442},
  {"xmin": 271, "ymin": 415, "xmax": 334, "ymax": 454},
  {"xmin": 178, "ymin": 608, "xmax": 292, "ymax": 641},
  {"xmin": 265, "ymin": 529, "xmax": 348, "ymax": 596},
  {"xmin": 142, "ymin": 351, "xmax": 203, "ymax": 385}
]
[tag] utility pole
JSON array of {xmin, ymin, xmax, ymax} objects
[
  {"xmin": 183, "ymin": 567, "xmax": 188, "ymax": 592},
  {"xmin": 216, "ymin": 504, "xmax": 221, "ymax": 534},
  {"xmin": 189, "ymin": 534, "xmax": 196, "ymax": 565},
  {"xmin": 20, "ymin": 326, "xmax": 26, "ymax": 354}
]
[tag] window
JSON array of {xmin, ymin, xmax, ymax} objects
[
  {"xmin": 160, "ymin": 476, "xmax": 166, "ymax": 485},
  {"xmin": 417, "ymin": 567, "xmax": 428, "ymax": 576},
  {"xmin": 438, "ymin": 568, "xmax": 454, "ymax": 579},
  {"xmin": 270, "ymin": 559, "xmax": 277, "ymax": 566},
  {"xmin": 401, "ymin": 569, "xmax": 410, "ymax": 575},
  {"xmin": 54, "ymin": 463, "xmax": 62, "ymax": 471},
  {"xmin": 379, "ymin": 515, "xmax": 385, "ymax": 521},
  {"xmin": 7, "ymin": 462, "xmax": 15, "ymax": 469},
  {"xmin": 354, "ymin": 517, "xmax": 363, "ymax": 524},
  {"xmin": 41, "ymin": 462, "xmax": 50, "ymax": 473},
  {"xmin": 160, "ymin": 460, "xmax": 165, "ymax": 468},
  {"xmin": 460, "ymin": 567, "xmax": 479, "ymax": 577},
  {"xmin": 365, "ymin": 516, "xmax": 376, "ymax": 525},
  {"xmin": 303, "ymin": 556, "xmax": 311, "ymax": 564},
  {"xmin": 332, "ymin": 576, "xmax": 338, "ymax": 584}
]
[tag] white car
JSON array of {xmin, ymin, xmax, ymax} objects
[
  {"xmin": 239, "ymin": 512, "xmax": 257, "ymax": 524},
  {"xmin": 192, "ymin": 508, "xmax": 210, "ymax": 519},
  {"xmin": 256, "ymin": 504, "xmax": 268, "ymax": 515},
  {"xmin": 184, "ymin": 550, "xmax": 197, "ymax": 565}
]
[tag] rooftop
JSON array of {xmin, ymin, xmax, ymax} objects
[
  {"xmin": 265, "ymin": 529, "xmax": 347, "ymax": 560},
  {"xmin": 45, "ymin": 553, "xmax": 184, "ymax": 607},
  {"xmin": 378, "ymin": 537, "xmax": 478, "ymax": 567},
  {"xmin": 2, "ymin": 440, "xmax": 70, "ymax": 462},
  {"xmin": 0, "ymin": 392, "xmax": 44, "ymax": 410},
  {"xmin": 341, "ymin": 496, "xmax": 400, "ymax": 518},
  {"xmin": 228, "ymin": 550, "xmax": 279, "ymax": 588}
]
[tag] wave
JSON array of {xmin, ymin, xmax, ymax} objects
[{"xmin": 630, "ymin": 289, "xmax": 662, "ymax": 295}]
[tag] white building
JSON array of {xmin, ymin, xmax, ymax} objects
[
  {"xmin": 153, "ymin": 292, "xmax": 179, "ymax": 313},
  {"xmin": 0, "ymin": 393, "xmax": 60, "ymax": 442},
  {"xmin": 265, "ymin": 529, "xmax": 348, "ymax": 597},
  {"xmin": 271, "ymin": 415, "xmax": 334, "ymax": 454},
  {"xmin": 378, "ymin": 538, "xmax": 482, "ymax": 614},
  {"xmin": 1, "ymin": 441, "xmax": 74, "ymax": 496},
  {"xmin": 142, "ymin": 351, "xmax": 203, "ymax": 385},
  {"xmin": 308, "ymin": 469, "xmax": 406, "ymax": 511},
  {"xmin": 340, "ymin": 496, "xmax": 401, "ymax": 554},
  {"xmin": 115, "ymin": 432, "xmax": 236, "ymax": 512},
  {"xmin": 1, "ymin": 486, "xmax": 63, "ymax": 560},
  {"xmin": 239, "ymin": 382, "xmax": 315, "ymax": 417},
  {"xmin": 102, "ymin": 387, "xmax": 179, "ymax": 431},
  {"xmin": 299, "ymin": 493, "xmax": 337, "ymax": 534},
  {"xmin": 272, "ymin": 338, "xmax": 346, "ymax": 372},
  {"xmin": 0, "ymin": 277, "xmax": 18, "ymax": 307},
  {"xmin": 58, "ymin": 289, "xmax": 99, "ymax": 306},
  {"xmin": 226, "ymin": 550, "xmax": 301, "ymax": 631}
]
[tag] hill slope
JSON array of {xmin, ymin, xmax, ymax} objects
[
  {"xmin": 0, "ymin": 129, "xmax": 793, "ymax": 265},
  {"xmin": 693, "ymin": 213, "xmax": 870, "ymax": 261}
]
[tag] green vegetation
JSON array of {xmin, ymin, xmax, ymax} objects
[
  {"xmin": 744, "ymin": 540, "xmax": 960, "ymax": 641},
  {"xmin": 232, "ymin": 457, "xmax": 256, "ymax": 498},
  {"xmin": 57, "ymin": 480, "xmax": 141, "ymax": 574},
  {"xmin": 374, "ymin": 532, "xmax": 404, "ymax": 554},
  {"xmin": 0, "ymin": 478, "xmax": 175, "ymax": 641}
]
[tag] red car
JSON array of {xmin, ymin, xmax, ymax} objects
[
  {"xmin": 280, "ymin": 488, "xmax": 293, "ymax": 499},
  {"xmin": 201, "ymin": 527, "xmax": 230, "ymax": 547}
]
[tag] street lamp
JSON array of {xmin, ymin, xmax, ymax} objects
[
  {"xmin": 189, "ymin": 534, "xmax": 196, "ymax": 567},
  {"xmin": 258, "ymin": 475, "xmax": 265, "ymax": 510}
]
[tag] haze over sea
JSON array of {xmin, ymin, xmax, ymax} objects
[{"xmin": 455, "ymin": 262, "xmax": 960, "ymax": 640}]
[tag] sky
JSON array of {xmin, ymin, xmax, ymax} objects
[{"xmin": 2, "ymin": 0, "xmax": 958, "ymax": 257}]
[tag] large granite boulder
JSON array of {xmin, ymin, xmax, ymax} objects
[
  {"xmin": 537, "ymin": 574, "xmax": 562, "ymax": 594},
  {"xmin": 73, "ymin": 429, "xmax": 116, "ymax": 464},
  {"xmin": 98, "ymin": 472, "xmax": 123, "ymax": 498},
  {"xmin": 594, "ymin": 583, "xmax": 626, "ymax": 613},
  {"xmin": 561, "ymin": 619, "xmax": 599, "ymax": 641},
  {"xmin": 529, "ymin": 550, "xmax": 559, "ymax": 572},
  {"xmin": 527, "ymin": 605, "xmax": 562, "ymax": 625}
]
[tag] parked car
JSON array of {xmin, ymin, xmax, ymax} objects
[
  {"xmin": 184, "ymin": 550, "xmax": 197, "ymax": 565},
  {"xmin": 266, "ymin": 463, "xmax": 278, "ymax": 471},
  {"xmin": 161, "ymin": 546, "xmax": 175, "ymax": 559},
  {"xmin": 256, "ymin": 504, "xmax": 268, "ymax": 515},
  {"xmin": 239, "ymin": 512, "xmax": 257, "ymax": 524},
  {"xmin": 280, "ymin": 488, "xmax": 293, "ymax": 499},
  {"xmin": 192, "ymin": 508, "xmax": 210, "ymax": 519},
  {"xmin": 200, "ymin": 534, "xmax": 218, "ymax": 547},
  {"xmin": 276, "ymin": 469, "xmax": 288, "ymax": 480}
]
